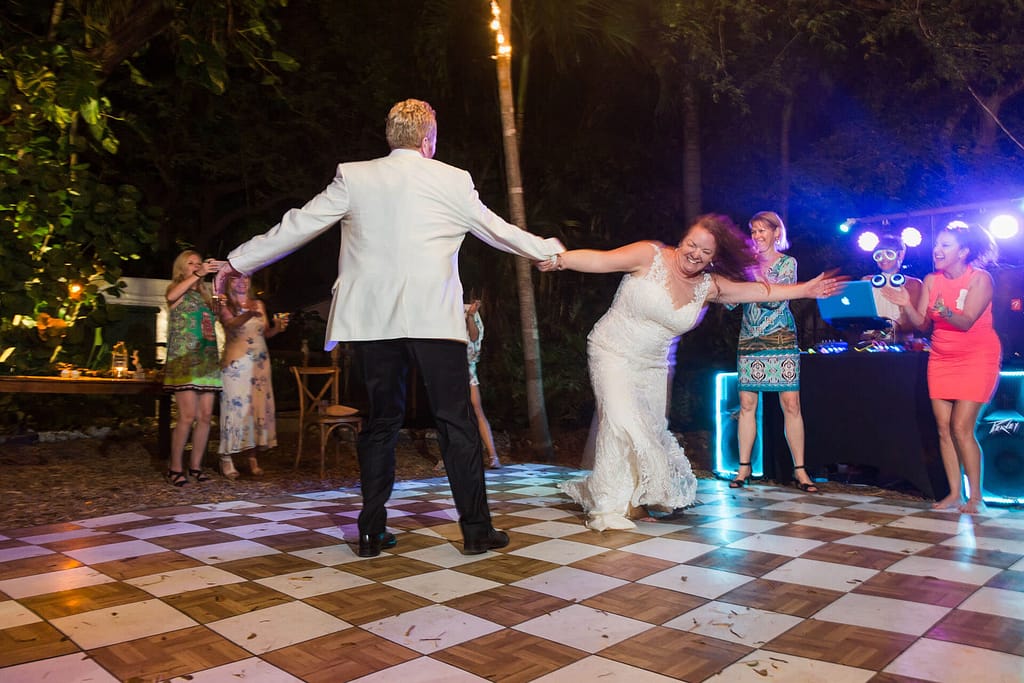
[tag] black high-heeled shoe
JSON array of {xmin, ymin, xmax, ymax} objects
[
  {"xmin": 166, "ymin": 470, "xmax": 187, "ymax": 487},
  {"xmin": 792, "ymin": 465, "xmax": 820, "ymax": 493},
  {"xmin": 729, "ymin": 461, "xmax": 752, "ymax": 489},
  {"xmin": 188, "ymin": 468, "xmax": 211, "ymax": 483}
]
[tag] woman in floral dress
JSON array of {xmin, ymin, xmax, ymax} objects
[
  {"xmin": 216, "ymin": 275, "xmax": 288, "ymax": 478},
  {"xmin": 163, "ymin": 250, "xmax": 224, "ymax": 486}
]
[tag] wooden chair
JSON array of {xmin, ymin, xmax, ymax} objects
[{"xmin": 290, "ymin": 366, "xmax": 362, "ymax": 478}]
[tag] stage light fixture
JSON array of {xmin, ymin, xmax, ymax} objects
[
  {"xmin": 857, "ymin": 231, "xmax": 879, "ymax": 252},
  {"xmin": 839, "ymin": 220, "xmax": 853, "ymax": 234},
  {"xmin": 989, "ymin": 214, "xmax": 1019, "ymax": 240},
  {"xmin": 901, "ymin": 226, "xmax": 923, "ymax": 247}
]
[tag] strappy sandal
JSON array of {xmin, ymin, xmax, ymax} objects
[
  {"xmin": 166, "ymin": 470, "xmax": 187, "ymax": 487},
  {"xmin": 729, "ymin": 461, "xmax": 752, "ymax": 489},
  {"xmin": 188, "ymin": 468, "xmax": 211, "ymax": 483},
  {"xmin": 792, "ymin": 465, "xmax": 820, "ymax": 493}
]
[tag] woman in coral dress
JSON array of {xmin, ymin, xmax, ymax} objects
[{"xmin": 883, "ymin": 221, "xmax": 1000, "ymax": 513}]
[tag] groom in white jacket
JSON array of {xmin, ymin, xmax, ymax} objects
[{"xmin": 216, "ymin": 99, "xmax": 565, "ymax": 557}]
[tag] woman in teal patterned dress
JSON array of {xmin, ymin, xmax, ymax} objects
[
  {"xmin": 731, "ymin": 212, "xmax": 818, "ymax": 492},
  {"xmin": 163, "ymin": 250, "xmax": 224, "ymax": 487}
]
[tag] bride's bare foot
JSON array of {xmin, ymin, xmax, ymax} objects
[
  {"xmin": 931, "ymin": 494, "xmax": 962, "ymax": 510},
  {"xmin": 958, "ymin": 498, "xmax": 985, "ymax": 514}
]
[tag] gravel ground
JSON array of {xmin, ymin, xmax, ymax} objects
[{"xmin": 0, "ymin": 426, "xmax": 930, "ymax": 531}]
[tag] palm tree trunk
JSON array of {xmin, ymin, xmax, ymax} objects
[
  {"xmin": 681, "ymin": 78, "xmax": 702, "ymax": 225},
  {"xmin": 494, "ymin": 0, "xmax": 554, "ymax": 460}
]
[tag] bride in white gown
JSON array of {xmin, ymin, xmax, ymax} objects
[{"xmin": 538, "ymin": 214, "xmax": 840, "ymax": 531}]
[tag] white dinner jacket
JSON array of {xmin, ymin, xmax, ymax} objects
[{"xmin": 227, "ymin": 148, "xmax": 565, "ymax": 348}]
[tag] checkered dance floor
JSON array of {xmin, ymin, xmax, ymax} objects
[{"xmin": 1, "ymin": 464, "xmax": 1022, "ymax": 682}]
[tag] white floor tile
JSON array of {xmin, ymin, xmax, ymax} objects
[
  {"xmin": 833, "ymin": 533, "xmax": 932, "ymax": 555},
  {"xmin": 361, "ymin": 604, "xmax": 502, "ymax": 654},
  {"xmin": 290, "ymin": 543, "xmax": 363, "ymax": 565},
  {"xmin": 760, "ymin": 558, "xmax": 878, "ymax": 592},
  {"xmin": 711, "ymin": 650, "xmax": 875, "ymax": 682},
  {"xmin": 510, "ymin": 520, "xmax": 590, "ymax": 538},
  {"xmin": 385, "ymin": 569, "xmax": 501, "ymax": 602},
  {"xmin": 51, "ymin": 598, "xmax": 198, "ymax": 649},
  {"xmin": 401, "ymin": 543, "xmax": 491, "ymax": 568},
  {"xmin": 196, "ymin": 500, "xmax": 264, "ymax": 511},
  {"xmin": 692, "ymin": 504, "xmax": 760, "ymax": 518},
  {"xmin": 884, "ymin": 637, "xmax": 1024, "ymax": 683},
  {"xmin": 505, "ymin": 507, "xmax": 575, "ymax": 521},
  {"xmin": 884, "ymin": 555, "xmax": 1002, "ymax": 586},
  {"xmin": 171, "ymin": 510, "xmax": 240, "ymax": 523},
  {"xmin": 0, "ymin": 565, "xmax": 113, "ymax": 599},
  {"xmin": 619, "ymin": 537, "xmax": 718, "ymax": 563},
  {"xmin": 888, "ymin": 516, "xmax": 975, "ymax": 535},
  {"xmin": 701, "ymin": 518, "xmax": 787, "ymax": 533},
  {"xmin": 847, "ymin": 502, "xmax": 929, "ymax": 516},
  {"xmin": 956, "ymin": 586, "xmax": 1024, "ymax": 620},
  {"xmin": 126, "ymin": 565, "xmax": 246, "ymax": 597},
  {"xmin": 0, "ymin": 599, "xmax": 42, "ymax": 629},
  {"xmin": 207, "ymin": 601, "xmax": 350, "ymax": 654},
  {"xmin": 727, "ymin": 533, "xmax": 824, "ymax": 557},
  {"xmin": 121, "ymin": 522, "xmax": 209, "ymax": 539},
  {"xmin": 532, "ymin": 655, "xmax": 678, "ymax": 682},
  {"xmin": 169, "ymin": 657, "xmax": 305, "ymax": 682},
  {"xmin": 294, "ymin": 490, "xmax": 359, "ymax": 501},
  {"xmin": 62, "ymin": 539, "xmax": 169, "ymax": 565},
  {"xmin": 74, "ymin": 512, "xmax": 151, "ymax": 528},
  {"xmin": 514, "ymin": 603, "xmax": 652, "ymax": 653},
  {"xmin": 0, "ymin": 545, "xmax": 54, "ymax": 563},
  {"xmin": 255, "ymin": 566, "xmax": 373, "ymax": 598},
  {"xmin": 638, "ymin": 563, "xmax": 752, "ymax": 599},
  {"xmin": 508, "ymin": 538, "xmax": 608, "ymax": 565},
  {"xmin": 512, "ymin": 566, "xmax": 627, "ymax": 601},
  {"xmin": 761, "ymin": 501, "xmax": 839, "ymax": 516},
  {"xmin": 218, "ymin": 522, "xmax": 308, "ymax": 539},
  {"xmin": 941, "ymin": 533, "xmax": 1024, "ymax": 556},
  {"xmin": 813, "ymin": 593, "xmax": 950, "ymax": 635},
  {"xmin": 663, "ymin": 600, "xmax": 802, "ymax": 647},
  {"xmin": 0, "ymin": 652, "xmax": 120, "ymax": 683},
  {"xmin": 177, "ymin": 539, "xmax": 280, "ymax": 564},
  {"xmin": 792, "ymin": 516, "xmax": 876, "ymax": 535},
  {"xmin": 18, "ymin": 528, "xmax": 109, "ymax": 545},
  {"xmin": 247, "ymin": 509, "xmax": 330, "ymax": 522}
]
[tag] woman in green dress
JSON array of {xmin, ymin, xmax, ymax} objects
[{"xmin": 163, "ymin": 250, "xmax": 224, "ymax": 486}]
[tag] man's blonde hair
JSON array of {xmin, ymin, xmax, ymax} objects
[{"xmin": 386, "ymin": 99, "xmax": 437, "ymax": 150}]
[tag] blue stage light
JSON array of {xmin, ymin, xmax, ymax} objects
[{"xmin": 989, "ymin": 214, "xmax": 1019, "ymax": 240}]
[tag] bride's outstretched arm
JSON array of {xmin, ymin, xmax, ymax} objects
[
  {"xmin": 709, "ymin": 271, "xmax": 843, "ymax": 305},
  {"xmin": 536, "ymin": 241, "xmax": 655, "ymax": 274}
]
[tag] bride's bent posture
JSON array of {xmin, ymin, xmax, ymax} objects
[{"xmin": 538, "ymin": 214, "xmax": 841, "ymax": 531}]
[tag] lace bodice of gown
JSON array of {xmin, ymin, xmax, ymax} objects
[
  {"xmin": 562, "ymin": 244, "xmax": 708, "ymax": 531},
  {"xmin": 588, "ymin": 246, "xmax": 712, "ymax": 361}
]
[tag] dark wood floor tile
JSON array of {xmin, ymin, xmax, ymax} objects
[
  {"xmin": 687, "ymin": 547, "xmax": 793, "ymax": 577},
  {"xmin": 569, "ymin": 549, "xmax": 677, "ymax": 581},
  {"xmin": 602, "ymin": 626, "xmax": 751, "ymax": 681},
  {"xmin": 164, "ymin": 581, "xmax": 292, "ymax": 623},
  {"xmin": 214, "ymin": 552, "xmax": 322, "ymax": 580},
  {"xmin": 264, "ymin": 628, "xmax": 420, "ymax": 682},
  {"xmin": 446, "ymin": 585, "xmax": 573, "ymax": 627},
  {"xmin": 582, "ymin": 583, "xmax": 706, "ymax": 624},
  {"xmin": 21, "ymin": 581, "xmax": 152, "ymax": 619},
  {"xmin": 853, "ymin": 571, "xmax": 977, "ymax": 607},
  {"xmin": 765, "ymin": 618, "xmax": 916, "ymax": 670},
  {"xmin": 926, "ymin": 608, "xmax": 1024, "ymax": 656},
  {"xmin": 800, "ymin": 542, "xmax": 906, "ymax": 570},
  {"xmin": 306, "ymin": 584, "xmax": 433, "ymax": 625},
  {"xmin": 88, "ymin": 624, "xmax": 248, "ymax": 681},
  {"xmin": 916, "ymin": 543, "xmax": 1022, "ymax": 569},
  {"xmin": 718, "ymin": 578, "xmax": 843, "ymax": 618},
  {"xmin": 0, "ymin": 621, "xmax": 81, "ymax": 668},
  {"xmin": 434, "ymin": 628, "xmax": 585, "ymax": 683}
]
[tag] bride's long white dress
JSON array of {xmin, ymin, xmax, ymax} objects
[{"xmin": 561, "ymin": 244, "xmax": 706, "ymax": 531}]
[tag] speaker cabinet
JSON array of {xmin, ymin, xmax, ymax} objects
[
  {"xmin": 713, "ymin": 372, "xmax": 763, "ymax": 479},
  {"xmin": 976, "ymin": 371, "xmax": 1024, "ymax": 504}
]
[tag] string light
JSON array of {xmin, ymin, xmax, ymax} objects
[{"xmin": 489, "ymin": 1, "xmax": 511, "ymax": 58}]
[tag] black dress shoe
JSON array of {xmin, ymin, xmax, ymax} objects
[
  {"xmin": 357, "ymin": 532, "xmax": 397, "ymax": 558},
  {"xmin": 461, "ymin": 529, "xmax": 509, "ymax": 555}
]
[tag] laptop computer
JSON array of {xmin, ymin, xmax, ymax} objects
[{"xmin": 817, "ymin": 280, "xmax": 886, "ymax": 325}]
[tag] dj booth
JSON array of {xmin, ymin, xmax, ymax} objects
[{"xmin": 715, "ymin": 351, "xmax": 949, "ymax": 499}]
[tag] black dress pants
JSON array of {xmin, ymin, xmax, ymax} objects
[{"xmin": 354, "ymin": 339, "xmax": 492, "ymax": 542}]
